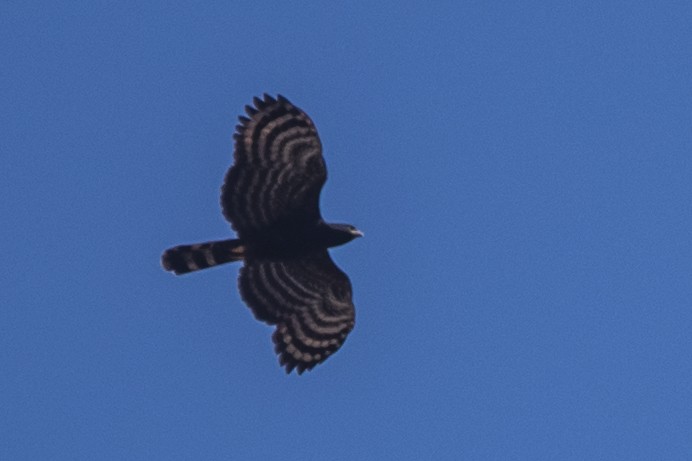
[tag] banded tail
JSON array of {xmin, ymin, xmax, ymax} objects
[{"xmin": 162, "ymin": 239, "xmax": 245, "ymax": 275}]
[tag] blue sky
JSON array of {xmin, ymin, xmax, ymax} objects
[{"xmin": 2, "ymin": 2, "xmax": 691, "ymax": 459}]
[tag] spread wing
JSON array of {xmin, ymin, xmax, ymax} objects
[
  {"xmin": 221, "ymin": 94, "xmax": 327, "ymax": 239},
  {"xmin": 238, "ymin": 251, "xmax": 355, "ymax": 374}
]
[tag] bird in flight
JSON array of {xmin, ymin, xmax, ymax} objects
[{"xmin": 162, "ymin": 94, "xmax": 362, "ymax": 374}]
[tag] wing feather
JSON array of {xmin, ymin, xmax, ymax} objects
[
  {"xmin": 238, "ymin": 251, "xmax": 355, "ymax": 374},
  {"xmin": 221, "ymin": 95, "xmax": 326, "ymax": 238}
]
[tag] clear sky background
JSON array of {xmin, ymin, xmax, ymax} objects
[{"xmin": 2, "ymin": 2, "xmax": 691, "ymax": 460}]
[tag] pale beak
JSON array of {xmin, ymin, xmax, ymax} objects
[{"xmin": 351, "ymin": 229, "xmax": 364, "ymax": 238}]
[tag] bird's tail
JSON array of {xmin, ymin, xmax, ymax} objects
[{"xmin": 161, "ymin": 239, "xmax": 245, "ymax": 275}]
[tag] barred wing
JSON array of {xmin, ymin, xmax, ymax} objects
[
  {"xmin": 221, "ymin": 94, "xmax": 327, "ymax": 238},
  {"xmin": 239, "ymin": 251, "xmax": 355, "ymax": 374}
]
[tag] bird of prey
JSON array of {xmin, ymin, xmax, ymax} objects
[{"xmin": 162, "ymin": 94, "xmax": 362, "ymax": 374}]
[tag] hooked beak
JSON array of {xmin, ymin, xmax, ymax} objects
[{"xmin": 350, "ymin": 228, "xmax": 364, "ymax": 238}]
